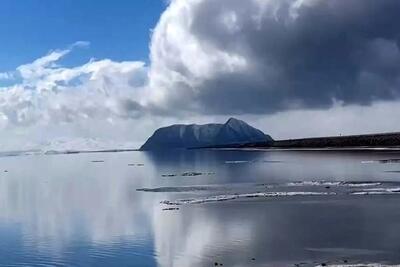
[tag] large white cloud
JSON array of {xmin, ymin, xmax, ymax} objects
[
  {"xmin": 0, "ymin": 42, "xmax": 157, "ymax": 149},
  {"xmin": 3, "ymin": 0, "xmax": 400, "ymax": 149},
  {"xmin": 0, "ymin": 42, "xmax": 148, "ymax": 127},
  {"xmin": 148, "ymin": 0, "xmax": 400, "ymax": 114}
]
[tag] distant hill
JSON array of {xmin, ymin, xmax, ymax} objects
[
  {"xmin": 203, "ymin": 131, "xmax": 400, "ymax": 149},
  {"xmin": 271, "ymin": 132, "xmax": 400, "ymax": 148},
  {"xmin": 140, "ymin": 118, "xmax": 273, "ymax": 151}
]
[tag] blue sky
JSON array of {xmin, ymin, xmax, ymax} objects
[
  {"xmin": 1, "ymin": 0, "xmax": 400, "ymax": 149},
  {"xmin": 0, "ymin": 0, "xmax": 166, "ymax": 71}
]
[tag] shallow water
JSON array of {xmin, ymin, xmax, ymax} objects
[{"xmin": 0, "ymin": 149, "xmax": 400, "ymax": 266}]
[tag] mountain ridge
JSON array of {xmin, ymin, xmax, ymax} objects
[{"xmin": 140, "ymin": 118, "xmax": 273, "ymax": 151}]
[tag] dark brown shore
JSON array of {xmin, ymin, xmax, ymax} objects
[{"xmin": 200, "ymin": 132, "xmax": 400, "ymax": 149}]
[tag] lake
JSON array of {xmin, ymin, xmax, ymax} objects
[{"xmin": 0, "ymin": 149, "xmax": 400, "ymax": 266}]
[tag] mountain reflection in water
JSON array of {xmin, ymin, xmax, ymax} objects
[{"xmin": 0, "ymin": 149, "xmax": 399, "ymax": 266}]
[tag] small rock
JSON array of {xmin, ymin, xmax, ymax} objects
[
  {"xmin": 161, "ymin": 174, "xmax": 177, "ymax": 177},
  {"xmin": 162, "ymin": 207, "xmax": 179, "ymax": 211},
  {"xmin": 181, "ymin": 172, "xmax": 203, "ymax": 177}
]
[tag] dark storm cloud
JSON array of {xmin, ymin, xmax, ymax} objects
[{"xmin": 150, "ymin": 0, "xmax": 400, "ymax": 115}]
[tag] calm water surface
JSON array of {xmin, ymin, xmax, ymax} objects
[{"xmin": 0, "ymin": 149, "xmax": 400, "ymax": 266}]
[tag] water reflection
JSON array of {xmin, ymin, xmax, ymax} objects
[
  {"xmin": 0, "ymin": 152, "xmax": 158, "ymax": 266},
  {"xmin": 0, "ymin": 150, "xmax": 399, "ymax": 266},
  {"xmin": 153, "ymin": 197, "xmax": 400, "ymax": 266}
]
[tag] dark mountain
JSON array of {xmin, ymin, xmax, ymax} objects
[
  {"xmin": 140, "ymin": 118, "xmax": 273, "ymax": 151},
  {"xmin": 215, "ymin": 118, "xmax": 268, "ymax": 145}
]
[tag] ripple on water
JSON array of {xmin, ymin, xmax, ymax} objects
[{"xmin": 136, "ymin": 180, "xmax": 400, "ymax": 206}]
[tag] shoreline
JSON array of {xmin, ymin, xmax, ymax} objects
[{"xmin": 197, "ymin": 131, "xmax": 400, "ymax": 150}]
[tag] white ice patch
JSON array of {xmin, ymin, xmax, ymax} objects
[
  {"xmin": 161, "ymin": 191, "xmax": 336, "ymax": 205},
  {"xmin": 362, "ymin": 187, "xmax": 400, "ymax": 192},
  {"xmin": 343, "ymin": 182, "xmax": 382, "ymax": 187},
  {"xmin": 361, "ymin": 160, "xmax": 377, "ymax": 164},
  {"xmin": 287, "ymin": 181, "xmax": 342, "ymax": 187},
  {"xmin": 362, "ymin": 159, "xmax": 400, "ymax": 164},
  {"xmin": 352, "ymin": 187, "xmax": 400, "ymax": 195},
  {"xmin": 286, "ymin": 181, "xmax": 381, "ymax": 187}
]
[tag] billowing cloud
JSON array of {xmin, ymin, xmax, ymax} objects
[
  {"xmin": 0, "ymin": 42, "xmax": 148, "ymax": 127},
  {"xmin": 0, "ymin": 71, "xmax": 14, "ymax": 81},
  {"xmin": 148, "ymin": 0, "xmax": 400, "ymax": 114},
  {"xmin": 2, "ymin": 0, "xmax": 400, "ymax": 149}
]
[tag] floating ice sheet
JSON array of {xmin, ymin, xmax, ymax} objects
[{"xmin": 160, "ymin": 191, "xmax": 336, "ymax": 205}]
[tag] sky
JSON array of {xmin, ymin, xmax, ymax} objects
[
  {"xmin": 0, "ymin": 0, "xmax": 165, "ymax": 70},
  {"xmin": 1, "ymin": 0, "xmax": 400, "ymax": 150}
]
